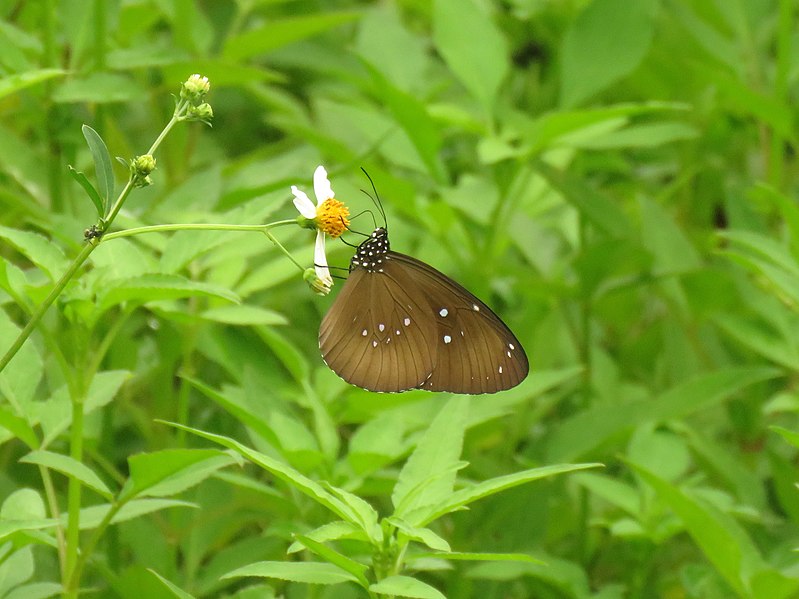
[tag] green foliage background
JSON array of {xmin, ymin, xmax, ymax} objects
[{"xmin": 1, "ymin": 0, "xmax": 798, "ymax": 598}]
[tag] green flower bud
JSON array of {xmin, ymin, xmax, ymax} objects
[
  {"xmin": 130, "ymin": 154, "xmax": 156, "ymax": 187},
  {"xmin": 186, "ymin": 102, "xmax": 214, "ymax": 123},
  {"xmin": 304, "ymin": 267, "xmax": 332, "ymax": 296},
  {"xmin": 181, "ymin": 73, "xmax": 210, "ymax": 103}
]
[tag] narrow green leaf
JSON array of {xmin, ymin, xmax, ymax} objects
[
  {"xmin": 392, "ymin": 397, "xmax": 468, "ymax": 516},
  {"xmin": 81, "ymin": 124, "xmax": 114, "ymax": 211},
  {"xmin": 98, "ymin": 274, "xmax": 240, "ymax": 312},
  {"xmin": 20, "ymin": 450, "xmax": 112, "ymax": 499},
  {"xmin": 287, "ymin": 521, "xmax": 364, "ymax": 554},
  {"xmin": 546, "ymin": 367, "xmax": 779, "ymax": 462},
  {"xmin": 121, "ymin": 448, "xmax": 231, "ymax": 500},
  {"xmin": 386, "ymin": 517, "xmax": 451, "ymax": 552},
  {"xmin": 0, "ymin": 519, "xmax": 55, "ymax": 543},
  {"xmin": 222, "ymin": 561, "xmax": 358, "ymax": 585},
  {"xmin": 293, "ymin": 534, "xmax": 370, "ymax": 587},
  {"xmin": 147, "ymin": 569, "xmax": 196, "ymax": 599},
  {"xmin": 53, "ymin": 73, "xmax": 143, "ymax": 104},
  {"xmin": 164, "ymin": 422, "xmax": 360, "ymax": 526},
  {"xmin": 771, "ymin": 426, "xmax": 799, "ymax": 450},
  {"xmin": 69, "ymin": 499, "xmax": 196, "ymax": 529},
  {"xmin": 67, "ymin": 166, "xmax": 104, "ymax": 218},
  {"xmin": 367, "ymin": 65, "xmax": 446, "ymax": 182},
  {"xmin": 321, "ymin": 483, "xmax": 380, "ymax": 541},
  {"xmin": 0, "ymin": 68, "xmax": 65, "ymax": 99},
  {"xmin": 417, "ymin": 463, "xmax": 600, "ymax": 526},
  {"xmin": 410, "ymin": 552, "xmax": 542, "ymax": 564},
  {"xmin": 560, "ymin": 0, "xmax": 656, "ymax": 107},
  {"xmin": 630, "ymin": 461, "xmax": 752, "ymax": 596},
  {"xmin": 433, "ymin": 0, "xmax": 508, "ymax": 113},
  {"xmin": 200, "ymin": 304, "xmax": 287, "ymax": 326},
  {"xmin": 0, "ymin": 225, "xmax": 67, "ymax": 281},
  {"xmin": 224, "ymin": 12, "xmax": 361, "ymax": 60},
  {"xmin": 0, "ymin": 406, "xmax": 38, "ymax": 449},
  {"xmin": 5, "ymin": 581, "xmax": 63, "ymax": 599},
  {"xmin": 369, "ymin": 575, "xmax": 446, "ymax": 599}
]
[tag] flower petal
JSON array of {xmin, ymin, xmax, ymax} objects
[
  {"xmin": 313, "ymin": 165, "xmax": 334, "ymax": 204},
  {"xmin": 314, "ymin": 231, "xmax": 333, "ymax": 287},
  {"xmin": 291, "ymin": 186, "xmax": 317, "ymax": 218}
]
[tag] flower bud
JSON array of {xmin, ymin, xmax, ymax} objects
[
  {"xmin": 181, "ymin": 74, "xmax": 210, "ymax": 103},
  {"xmin": 304, "ymin": 267, "xmax": 333, "ymax": 296},
  {"xmin": 130, "ymin": 154, "xmax": 156, "ymax": 187}
]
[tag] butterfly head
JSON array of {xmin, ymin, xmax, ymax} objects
[{"xmin": 350, "ymin": 227, "xmax": 390, "ymax": 272}]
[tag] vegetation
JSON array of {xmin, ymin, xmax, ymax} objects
[{"xmin": 0, "ymin": 1, "xmax": 797, "ymax": 598}]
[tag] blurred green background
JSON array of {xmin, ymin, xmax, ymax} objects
[{"xmin": 1, "ymin": 0, "xmax": 799, "ymax": 597}]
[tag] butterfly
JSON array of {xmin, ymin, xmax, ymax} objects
[{"xmin": 319, "ymin": 227, "xmax": 528, "ymax": 393}]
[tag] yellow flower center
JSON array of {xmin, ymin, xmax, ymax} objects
[{"xmin": 316, "ymin": 198, "xmax": 350, "ymax": 238}]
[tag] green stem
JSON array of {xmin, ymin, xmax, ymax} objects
[
  {"xmin": 101, "ymin": 220, "xmax": 296, "ymax": 242},
  {"xmin": 0, "ymin": 240, "xmax": 97, "ymax": 373},
  {"xmin": 66, "ymin": 500, "xmax": 124, "ymax": 593},
  {"xmin": 64, "ymin": 398, "xmax": 85, "ymax": 594}
]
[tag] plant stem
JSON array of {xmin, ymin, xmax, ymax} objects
[
  {"xmin": 64, "ymin": 396, "xmax": 86, "ymax": 594},
  {"xmin": 0, "ymin": 239, "xmax": 98, "ymax": 373},
  {"xmin": 101, "ymin": 220, "xmax": 296, "ymax": 242}
]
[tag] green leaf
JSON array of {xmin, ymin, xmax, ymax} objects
[
  {"xmin": 287, "ymin": 521, "xmax": 364, "ymax": 554},
  {"xmin": 71, "ymin": 499, "xmax": 195, "ymax": 529},
  {"xmin": 433, "ymin": 0, "xmax": 508, "ymax": 113},
  {"xmin": 121, "ymin": 449, "xmax": 233, "ymax": 500},
  {"xmin": 560, "ymin": 0, "xmax": 656, "ymax": 107},
  {"xmin": 200, "ymin": 304, "xmax": 287, "ymax": 326},
  {"xmin": 771, "ymin": 426, "xmax": 799, "ymax": 450},
  {"xmin": 410, "ymin": 552, "xmax": 542, "ymax": 564},
  {"xmin": 222, "ymin": 561, "xmax": 358, "ymax": 585},
  {"xmin": 20, "ymin": 450, "xmax": 112, "ymax": 499},
  {"xmin": 164, "ymin": 423, "xmax": 361, "ymax": 526},
  {"xmin": 417, "ymin": 463, "xmax": 600, "ymax": 526},
  {"xmin": 630, "ymin": 461, "xmax": 753, "ymax": 596},
  {"xmin": 392, "ymin": 397, "xmax": 468, "ymax": 517},
  {"xmin": 386, "ymin": 517, "xmax": 451, "ymax": 552},
  {"xmin": 67, "ymin": 166, "xmax": 104, "ymax": 218},
  {"xmin": 52, "ymin": 73, "xmax": 143, "ymax": 104},
  {"xmin": 0, "ymin": 225, "xmax": 67, "ymax": 281},
  {"xmin": 224, "ymin": 12, "xmax": 361, "ymax": 60},
  {"xmin": 5, "ymin": 582, "xmax": 63, "ymax": 599},
  {"xmin": 293, "ymin": 534, "xmax": 370, "ymax": 587},
  {"xmin": 0, "ymin": 407, "xmax": 38, "ymax": 449},
  {"xmin": 366, "ymin": 65, "xmax": 446, "ymax": 182},
  {"xmin": 147, "ymin": 569, "xmax": 196, "ymax": 599},
  {"xmin": 97, "ymin": 274, "xmax": 240, "ymax": 311},
  {"xmin": 81, "ymin": 124, "xmax": 114, "ymax": 212},
  {"xmin": 0, "ymin": 68, "xmax": 65, "ymax": 100},
  {"xmin": 369, "ymin": 575, "xmax": 446, "ymax": 599},
  {"xmin": 546, "ymin": 367, "xmax": 779, "ymax": 462},
  {"xmin": 640, "ymin": 196, "xmax": 701, "ymax": 275}
]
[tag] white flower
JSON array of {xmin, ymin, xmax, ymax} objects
[{"xmin": 291, "ymin": 165, "xmax": 348, "ymax": 290}]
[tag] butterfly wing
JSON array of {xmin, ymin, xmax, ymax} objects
[
  {"xmin": 319, "ymin": 267, "xmax": 438, "ymax": 392},
  {"xmin": 386, "ymin": 252, "xmax": 529, "ymax": 394}
]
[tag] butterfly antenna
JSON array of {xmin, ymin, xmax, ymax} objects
[
  {"xmin": 360, "ymin": 167, "xmax": 387, "ymax": 227},
  {"xmin": 348, "ymin": 209, "xmax": 377, "ymax": 230}
]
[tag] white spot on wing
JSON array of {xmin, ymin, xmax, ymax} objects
[
  {"xmin": 372, "ymin": 340, "xmax": 378, "ymax": 348},
  {"xmin": 443, "ymin": 335, "xmax": 451, "ymax": 344},
  {"xmin": 361, "ymin": 329, "xmax": 368, "ymax": 336},
  {"xmin": 509, "ymin": 343, "xmax": 515, "ymax": 350},
  {"xmin": 378, "ymin": 323, "xmax": 385, "ymax": 332},
  {"xmin": 499, "ymin": 366, "xmax": 503, "ymax": 374},
  {"xmin": 403, "ymin": 317, "xmax": 411, "ymax": 326},
  {"xmin": 439, "ymin": 308, "xmax": 448, "ymax": 317},
  {"xmin": 472, "ymin": 304, "xmax": 480, "ymax": 311}
]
